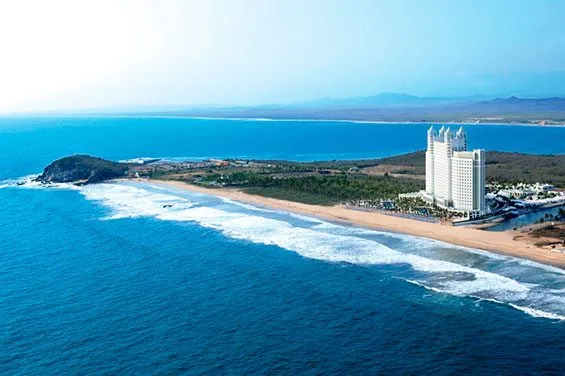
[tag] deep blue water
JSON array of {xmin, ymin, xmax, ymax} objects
[
  {"xmin": 1, "ymin": 117, "xmax": 565, "ymax": 375},
  {"xmin": 1, "ymin": 116, "xmax": 564, "ymax": 180}
]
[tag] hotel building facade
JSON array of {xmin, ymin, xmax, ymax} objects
[{"xmin": 422, "ymin": 126, "xmax": 486, "ymax": 217}]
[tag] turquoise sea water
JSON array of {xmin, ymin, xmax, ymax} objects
[{"xmin": 1, "ymin": 117, "xmax": 565, "ymax": 375}]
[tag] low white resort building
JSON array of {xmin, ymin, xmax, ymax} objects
[{"xmin": 402, "ymin": 126, "xmax": 487, "ymax": 218}]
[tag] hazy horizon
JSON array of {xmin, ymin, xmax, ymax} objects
[
  {"xmin": 2, "ymin": 0, "xmax": 565, "ymax": 113},
  {"xmin": 9, "ymin": 92, "xmax": 565, "ymax": 116}
]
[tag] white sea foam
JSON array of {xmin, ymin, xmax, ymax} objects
[
  {"xmin": 9, "ymin": 180, "xmax": 565, "ymax": 320},
  {"xmin": 81, "ymin": 184, "xmax": 194, "ymax": 220},
  {"xmin": 219, "ymin": 197, "xmax": 274, "ymax": 213},
  {"xmin": 0, "ymin": 174, "xmax": 81, "ymax": 191},
  {"xmin": 80, "ymin": 184, "xmax": 534, "ymax": 296},
  {"xmin": 340, "ymin": 227, "xmax": 563, "ymax": 275},
  {"xmin": 218, "ymin": 198, "xmax": 326, "ymax": 224},
  {"xmin": 504, "ymin": 258, "xmax": 565, "ymax": 276},
  {"xmin": 85, "ymin": 183, "xmax": 565, "ymax": 319},
  {"xmin": 288, "ymin": 212, "xmax": 325, "ymax": 224},
  {"xmin": 405, "ymin": 279, "xmax": 447, "ymax": 294},
  {"xmin": 1, "ymin": 174, "xmax": 40, "ymax": 185},
  {"xmin": 119, "ymin": 157, "xmax": 158, "ymax": 164},
  {"xmin": 313, "ymin": 221, "xmax": 515, "ymax": 262},
  {"xmin": 407, "ymin": 280, "xmax": 565, "ymax": 320},
  {"xmin": 146, "ymin": 184, "xmax": 173, "ymax": 191},
  {"xmin": 509, "ymin": 304, "xmax": 565, "ymax": 320},
  {"xmin": 217, "ymin": 197, "xmax": 327, "ymax": 225}
]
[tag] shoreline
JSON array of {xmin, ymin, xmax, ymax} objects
[
  {"xmin": 3, "ymin": 113, "xmax": 565, "ymax": 127},
  {"xmin": 146, "ymin": 179, "xmax": 565, "ymax": 269},
  {"xmin": 182, "ymin": 116, "xmax": 565, "ymax": 127}
]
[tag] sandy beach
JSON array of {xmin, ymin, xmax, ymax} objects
[{"xmin": 148, "ymin": 179, "xmax": 565, "ymax": 269}]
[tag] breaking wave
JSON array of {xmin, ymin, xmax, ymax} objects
[
  {"xmin": 0, "ymin": 174, "xmax": 81, "ymax": 190},
  {"xmin": 5, "ymin": 179, "xmax": 565, "ymax": 320}
]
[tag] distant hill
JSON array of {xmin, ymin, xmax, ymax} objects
[
  {"xmin": 161, "ymin": 96, "xmax": 565, "ymax": 124},
  {"xmin": 294, "ymin": 93, "xmax": 491, "ymax": 107},
  {"xmin": 379, "ymin": 151, "xmax": 565, "ymax": 187},
  {"xmin": 476, "ymin": 96, "xmax": 565, "ymax": 110},
  {"xmin": 23, "ymin": 94, "xmax": 565, "ymax": 125}
]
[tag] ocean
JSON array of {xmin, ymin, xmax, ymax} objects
[{"xmin": 1, "ymin": 117, "xmax": 565, "ymax": 375}]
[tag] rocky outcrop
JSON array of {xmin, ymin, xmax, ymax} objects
[{"xmin": 36, "ymin": 155, "xmax": 129, "ymax": 184}]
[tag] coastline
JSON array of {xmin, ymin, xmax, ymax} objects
[
  {"xmin": 182, "ymin": 116, "xmax": 565, "ymax": 127},
  {"xmin": 146, "ymin": 179, "xmax": 565, "ymax": 269},
  {"xmin": 4, "ymin": 113, "xmax": 565, "ymax": 127}
]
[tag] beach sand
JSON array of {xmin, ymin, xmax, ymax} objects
[{"xmin": 149, "ymin": 179, "xmax": 565, "ymax": 268}]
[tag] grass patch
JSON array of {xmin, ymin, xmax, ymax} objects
[{"xmin": 244, "ymin": 187, "xmax": 337, "ymax": 206}]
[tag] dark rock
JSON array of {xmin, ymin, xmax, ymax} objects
[{"xmin": 36, "ymin": 155, "xmax": 129, "ymax": 184}]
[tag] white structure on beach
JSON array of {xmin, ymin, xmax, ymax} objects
[{"xmin": 422, "ymin": 126, "xmax": 486, "ymax": 217}]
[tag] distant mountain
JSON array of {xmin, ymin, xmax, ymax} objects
[
  {"xmin": 480, "ymin": 96, "xmax": 565, "ymax": 109},
  {"xmin": 163, "ymin": 95, "xmax": 565, "ymax": 124},
  {"xmin": 18, "ymin": 94, "xmax": 565, "ymax": 125},
  {"xmin": 293, "ymin": 93, "xmax": 492, "ymax": 108}
]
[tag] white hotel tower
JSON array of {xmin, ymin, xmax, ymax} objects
[{"xmin": 423, "ymin": 126, "xmax": 486, "ymax": 217}]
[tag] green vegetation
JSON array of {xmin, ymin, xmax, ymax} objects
[
  {"xmin": 485, "ymin": 152, "xmax": 565, "ymax": 187},
  {"xmin": 38, "ymin": 155, "xmax": 129, "ymax": 184},
  {"xmin": 377, "ymin": 150, "xmax": 565, "ymax": 187},
  {"xmin": 38, "ymin": 149, "xmax": 564, "ymax": 208},
  {"xmin": 244, "ymin": 187, "xmax": 336, "ymax": 206},
  {"xmin": 199, "ymin": 172, "xmax": 423, "ymax": 205},
  {"xmin": 136, "ymin": 149, "xmax": 563, "ymax": 206},
  {"xmin": 378, "ymin": 151, "xmax": 426, "ymax": 168},
  {"xmin": 245, "ymin": 159, "xmax": 382, "ymax": 171}
]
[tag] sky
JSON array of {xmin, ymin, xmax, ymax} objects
[{"xmin": 1, "ymin": 0, "xmax": 565, "ymax": 113}]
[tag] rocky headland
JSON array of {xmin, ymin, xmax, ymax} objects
[{"xmin": 36, "ymin": 155, "xmax": 130, "ymax": 184}]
